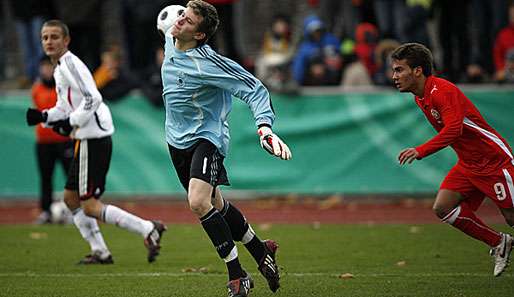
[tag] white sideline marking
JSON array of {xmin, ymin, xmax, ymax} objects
[{"xmin": 0, "ymin": 272, "xmax": 511, "ymax": 278}]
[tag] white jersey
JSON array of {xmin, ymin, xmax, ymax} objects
[{"xmin": 45, "ymin": 51, "xmax": 114, "ymax": 139}]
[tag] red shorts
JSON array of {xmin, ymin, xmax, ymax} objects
[{"xmin": 440, "ymin": 162, "xmax": 514, "ymax": 211}]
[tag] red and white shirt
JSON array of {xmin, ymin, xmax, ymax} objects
[
  {"xmin": 414, "ymin": 75, "xmax": 513, "ymax": 175},
  {"xmin": 45, "ymin": 51, "xmax": 114, "ymax": 139}
]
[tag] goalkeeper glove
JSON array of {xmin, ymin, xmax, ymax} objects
[
  {"xmin": 49, "ymin": 118, "xmax": 73, "ymax": 136},
  {"xmin": 26, "ymin": 108, "xmax": 47, "ymax": 126},
  {"xmin": 258, "ymin": 126, "xmax": 292, "ymax": 160}
]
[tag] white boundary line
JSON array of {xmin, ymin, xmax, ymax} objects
[{"xmin": 0, "ymin": 272, "xmax": 511, "ymax": 278}]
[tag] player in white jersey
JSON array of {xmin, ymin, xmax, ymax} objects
[
  {"xmin": 26, "ymin": 20, "xmax": 166, "ymax": 264},
  {"xmin": 161, "ymin": 1, "xmax": 292, "ymax": 296}
]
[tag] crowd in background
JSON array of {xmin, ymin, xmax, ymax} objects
[{"xmin": 2, "ymin": 0, "xmax": 514, "ymax": 103}]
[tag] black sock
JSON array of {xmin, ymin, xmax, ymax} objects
[
  {"xmin": 245, "ymin": 236, "xmax": 265, "ymax": 263},
  {"xmin": 221, "ymin": 200, "xmax": 265, "ymax": 263},
  {"xmin": 200, "ymin": 208, "xmax": 243, "ymax": 280}
]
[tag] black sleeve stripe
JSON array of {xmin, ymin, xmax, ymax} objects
[
  {"xmin": 64, "ymin": 56, "xmax": 94, "ymax": 111},
  {"xmin": 196, "ymin": 47, "xmax": 208, "ymax": 57},
  {"xmin": 268, "ymin": 98, "xmax": 275, "ymax": 114},
  {"xmin": 205, "ymin": 55, "xmax": 254, "ymax": 89},
  {"xmin": 196, "ymin": 47, "xmax": 255, "ymax": 89},
  {"xmin": 211, "ymin": 54, "xmax": 256, "ymax": 89}
]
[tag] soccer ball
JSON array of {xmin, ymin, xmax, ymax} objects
[
  {"xmin": 50, "ymin": 200, "xmax": 72, "ymax": 224},
  {"xmin": 157, "ymin": 5, "xmax": 185, "ymax": 39}
]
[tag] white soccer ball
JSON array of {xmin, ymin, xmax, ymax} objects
[
  {"xmin": 50, "ymin": 200, "xmax": 72, "ymax": 224},
  {"xmin": 157, "ymin": 5, "xmax": 185, "ymax": 38}
]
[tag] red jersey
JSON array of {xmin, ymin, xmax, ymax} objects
[
  {"xmin": 32, "ymin": 81, "xmax": 70, "ymax": 144},
  {"xmin": 414, "ymin": 76, "xmax": 513, "ymax": 175}
]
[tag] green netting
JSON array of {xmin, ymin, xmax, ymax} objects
[{"xmin": 1, "ymin": 89, "xmax": 512, "ymax": 198}]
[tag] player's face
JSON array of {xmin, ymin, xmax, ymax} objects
[
  {"xmin": 41, "ymin": 26, "xmax": 69, "ymax": 61},
  {"xmin": 171, "ymin": 7, "xmax": 205, "ymax": 43},
  {"xmin": 391, "ymin": 59, "xmax": 418, "ymax": 93}
]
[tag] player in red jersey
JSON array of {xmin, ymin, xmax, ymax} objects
[{"xmin": 391, "ymin": 43, "xmax": 514, "ymax": 276}]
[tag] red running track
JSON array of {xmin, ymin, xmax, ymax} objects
[{"xmin": 0, "ymin": 197, "xmax": 506, "ymax": 225}]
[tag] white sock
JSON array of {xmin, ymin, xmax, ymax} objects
[
  {"xmin": 72, "ymin": 208, "xmax": 110, "ymax": 257},
  {"xmin": 223, "ymin": 246, "xmax": 239, "ymax": 263},
  {"xmin": 102, "ymin": 204, "xmax": 154, "ymax": 237},
  {"xmin": 241, "ymin": 225, "xmax": 256, "ymax": 244}
]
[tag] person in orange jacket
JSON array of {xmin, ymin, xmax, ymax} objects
[{"xmin": 31, "ymin": 55, "xmax": 73, "ymax": 224}]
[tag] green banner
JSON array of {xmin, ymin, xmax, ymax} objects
[{"xmin": 1, "ymin": 89, "xmax": 513, "ymax": 198}]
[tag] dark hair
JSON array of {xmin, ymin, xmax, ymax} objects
[
  {"xmin": 42, "ymin": 19, "xmax": 70, "ymax": 38},
  {"xmin": 187, "ymin": 0, "xmax": 219, "ymax": 44},
  {"xmin": 390, "ymin": 43, "xmax": 433, "ymax": 76}
]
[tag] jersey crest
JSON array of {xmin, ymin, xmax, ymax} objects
[
  {"xmin": 430, "ymin": 108, "xmax": 441, "ymax": 123},
  {"xmin": 176, "ymin": 71, "xmax": 186, "ymax": 88}
]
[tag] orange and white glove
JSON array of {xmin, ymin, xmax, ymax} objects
[{"xmin": 258, "ymin": 126, "xmax": 292, "ymax": 160}]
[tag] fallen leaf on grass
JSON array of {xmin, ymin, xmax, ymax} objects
[
  {"xmin": 258, "ymin": 223, "xmax": 272, "ymax": 231},
  {"xmin": 338, "ymin": 273, "xmax": 354, "ymax": 279},
  {"xmin": 182, "ymin": 267, "xmax": 210, "ymax": 273},
  {"xmin": 409, "ymin": 226, "xmax": 421, "ymax": 234},
  {"xmin": 29, "ymin": 232, "xmax": 47, "ymax": 239},
  {"xmin": 396, "ymin": 260, "xmax": 407, "ymax": 266}
]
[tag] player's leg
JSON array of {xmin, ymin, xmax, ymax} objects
[
  {"xmin": 500, "ymin": 208, "xmax": 514, "ymax": 228},
  {"xmin": 189, "ymin": 178, "xmax": 251, "ymax": 294},
  {"xmin": 63, "ymin": 189, "xmax": 113, "ymax": 264},
  {"xmin": 473, "ymin": 165, "xmax": 514, "ymax": 276},
  {"xmin": 77, "ymin": 137, "xmax": 165, "ymax": 263},
  {"xmin": 436, "ymin": 189, "xmax": 501, "ymax": 246},
  {"xmin": 183, "ymin": 140, "xmax": 252, "ymax": 296},
  {"xmin": 213, "ymin": 188, "xmax": 280, "ymax": 293},
  {"xmin": 497, "ymin": 207, "xmax": 514, "ymax": 275},
  {"xmin": 190, "ymin": 180, "xmax": 241, "ymax": 277},
  {"xmin": 62, "ymin": 139, "xmax": 112, "ymax": 264},
  {"xmin": 34, "ymin": 143, "xmax": 56, "ymax": 224}
]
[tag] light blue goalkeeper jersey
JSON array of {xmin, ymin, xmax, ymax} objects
[{"xmin": 161, "ymin": 37, "xmax": 275, "ymax": 156}]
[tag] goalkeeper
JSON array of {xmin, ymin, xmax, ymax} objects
[{"xmin": 160, "ymin": 1, "xmax": 291, "ymax": 296}]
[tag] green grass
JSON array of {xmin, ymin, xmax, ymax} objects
[{"xmin": 0, "ymin": 223, "xmax": 513, "ymax": 297}]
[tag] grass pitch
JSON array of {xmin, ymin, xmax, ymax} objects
[{"xmin": 0, "ymin": 223, "xmax": 513, "ymax": 297}]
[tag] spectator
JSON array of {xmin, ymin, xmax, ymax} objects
[
  {"xmin": 316, "ymin": 0, "xmax": 364, "ymax": 40},
  {"xmin": 52, "ymin": 0, "xmax": 103, "ymax": 70},
  {"xmin": 434, "ymin": 0, "xmax": 470, "ymax": 82},
  {"xmin": 373, "ymin": 0, "xmax": 406, "ymax": 41},
  {"xmin": 403, "ymin": 0, "xmax": 432, "ymax": 47},
  {"xmin": 31, "ymin": 56, "xmax": 73, "ymax": 224},
  {"xmin": 206, "ymin": 0, "xmax": 241, "ymax": 62},
  {"xmin": 354, "ymin": 22, "xmax": 379, "ymax": 78},
  {"xmin": 8, "ymin": 0, "xmax": 54, "ymax": 83},
  {"xmin": 493, "ymin": 3, "xmax": 514, "ymax": 82},
  {"xmin": 0, "ymin": 2, "xmax": 5, "ymax": 82},
  {"xmin": 93, "ymin": 45, "xmax": 138, "ymax": 102},
  {"xmin": 292, "ymin": 14, "xmax": 341, "ymax": 85},
  {"xmin": 122, "ymin": 0, "xmax": 173, "ymax": 75},
  {"xmin": 498, "ymin": 49, "xmax": 514, "ymax": 83},
  {"xmin": 374, "ymin": 38, "xmax": 401, "ymax": 86},
  {"xmin": 140, "ymin": 47, "xmax": 165, "ymax": 107},
  {"xmin": 340, "ymin": 39, "xmax": 373, "ymax": 87},
  {"xmin": 468, "ymin": 0, "xmax": 508, "ymax": 79},
  {"xmin": 255, "ymin": 14, "xmax": 297, "ymax": 93}
]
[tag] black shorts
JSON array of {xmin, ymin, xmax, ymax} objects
[
  {"xmin": 65, "ymin": 136, "xmax": 112, "ymax": 200},
  {"xmin": 168, "ymin": 139, "xmax": 229, "ymax": 191}
]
